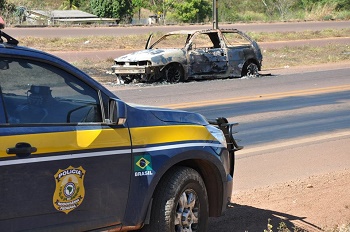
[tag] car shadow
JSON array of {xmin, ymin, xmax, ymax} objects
[{"xmin": 208, "ymin": 203, "xmax": 323, "ymax": 232}]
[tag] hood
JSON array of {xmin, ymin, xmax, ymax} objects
[
  {"xmin": 129, "ymin": 103, "xmax": 208, "ymax": 125},
  {"xmin": 115, "ymin": 49, "xmax": 186, "ymax": 63}
]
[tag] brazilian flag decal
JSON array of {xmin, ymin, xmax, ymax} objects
[{"xmin": 134, "ymin": 155, "xmax": 154, "ymax": 177}]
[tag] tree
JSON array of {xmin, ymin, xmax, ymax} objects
[
  {"xmin": 133, "ymin": 0, "xmax": 147, "ymax": 21},
  {"xmin": 15, "ymin": 6, "xmax": 27, "ymax": 24},
  {"xmin": 146, "ymin": 0, "xmax": 173, "ymax": 24},
  {"xmin": 90, "ymin": 0, "xmax": 133, "ymax": 22},
  {"xmin": 261, "ymin": 0, "xmax": 295, "ymax": 19},
  {"xmin": 172, "ymin": 0, "xmax": 211, "ymax": 23},
  {"xmin": 0, "ymin": 0, "xmax": 16, "ymax": 24},
  {"xmin": 59, "ymin": 0, "xmax": 82, "ymax": 10}
]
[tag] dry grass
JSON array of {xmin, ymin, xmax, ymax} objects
[
  {"xmin": 21, "ymin": 34, "xmax": 152, "ymax": 51},
  {"xmin": 248, "ymin": 28, "xmax": 350, "ymax": 42},
  {"xmin": 263, "ymin": 44, "xmax": 350, "ymax": 70},
  {"xmin": 304, "ymin": 2, "xmax": 338, "ymax": 21}
]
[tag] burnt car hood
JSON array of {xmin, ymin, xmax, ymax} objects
[
  {"xmin": 115, "ymin": 49, "xmax": 186, "ymax": 63},
  {"xmin": 129, "ymin": 103, "xmax": 208, "ymax": 125}
]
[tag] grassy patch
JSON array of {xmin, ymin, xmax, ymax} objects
[
  {"xmin": 21, "ymin": 34, "xmax": 152, "ymax": 51},
  {"xmin": 263, "ymin": 44, "xmax": 350, "ymax": 69},
  {"xmin": 248, "ymin": 28, "xmax": 350, "ymax": 42}
]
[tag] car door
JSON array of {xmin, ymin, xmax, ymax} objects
[
  {"xmin": 0, "ymin": 56, "xmax": 131, "ymax": 231},
  {"xmin": 188, "ymin": 32, "xmax": 228, "ymax": 76},
  {"xmin": 221, "ymin": 30, "xmax": 260, "ymax": 77}
]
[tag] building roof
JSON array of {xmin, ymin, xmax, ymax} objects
[{"xmin": 29, "ymin": 10, "xmax": 98, "ymax": 19}]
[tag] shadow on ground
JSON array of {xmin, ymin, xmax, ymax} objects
[{"xmin": 208, "ymin": 203, "xmax": 323, "ymax": 232}]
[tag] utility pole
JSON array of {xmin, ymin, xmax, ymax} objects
[{"xmin": 212, "ymin": 0, "xmax": 218, "ymax": 29}]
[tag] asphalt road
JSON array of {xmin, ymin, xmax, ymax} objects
[{"xmin": 110, "ymin": 65, "xmax": 350, "ymax": 193}]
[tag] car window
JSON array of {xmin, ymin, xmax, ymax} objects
[
  {"xmin": 151, "ymin": 34, "xmax": 189, "ymax": 49},
  {"xmin": 0, "ymin": 57, "xmax": 102, "ymax": 124},
  {"xmin": 222, "ymin": 32, "xmax": 251, "ymax": 47},
  {"xmin": 191, "ymin": 33, "xmax": 216, "ymax": 49}
]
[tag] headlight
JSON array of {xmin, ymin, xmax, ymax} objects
[{"xmin": 206, "ymin": 125, "xmax": 227, "ymax": 147}]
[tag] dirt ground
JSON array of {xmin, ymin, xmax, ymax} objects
[{"xmin": 208, "ymin": 169, "xmax": 350, "ymax": 232}]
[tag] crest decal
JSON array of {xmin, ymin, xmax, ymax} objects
[{"xmin": 53, "ymin": 166, "xmax": 86, "ymax": 214}]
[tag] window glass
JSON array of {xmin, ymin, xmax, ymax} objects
[{"xmin": 0, "ymin": 57, "xmax": 102, "ymax": 124}]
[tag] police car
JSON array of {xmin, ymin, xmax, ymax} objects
[{"xmin": 0, "ymin": 18, "xmax": 242, "ymax": 232}]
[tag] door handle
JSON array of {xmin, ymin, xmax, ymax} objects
[{"xmin": 7, "ymin": 142, "xmax": 37, "ymax": 158}]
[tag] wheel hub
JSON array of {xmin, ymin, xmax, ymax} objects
[{"xmin": 175, "ymin": 189, "xmax": 199, "ymax": 232}]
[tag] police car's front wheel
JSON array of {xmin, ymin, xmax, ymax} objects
[{"xmin": 142, "ymin": 166, "xmax": 209, "ymax": 232}]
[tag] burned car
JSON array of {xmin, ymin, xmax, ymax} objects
[{"xmin": 112, "ymin": 28, "xmax": 263, "ymax": 83}]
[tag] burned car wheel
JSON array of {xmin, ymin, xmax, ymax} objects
[
  {"xmin": 242, "ymin": 62, "xmax": 259, "ymax": 77},
  {"xmin": 144, "ymin": 73, "xmax": 159, "ymax": 82},
  {"xmin": 142, "ymin": 68, "xmax": 161, "ymax": 83},
  {"xmin": 118, "ymin": 75, "xmax": 134, "ymax": 84},
  {"xmin": 164, "ymin": 64, "xmax": 184, "ymax": 83},
  {"xmin": 140, "ymin": 166, "xmax": 208, "ymax": 232}
]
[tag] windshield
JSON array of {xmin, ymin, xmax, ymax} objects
[{"xmin": 150, "ymin": 34, "xmax": 190, "ymax": 49}]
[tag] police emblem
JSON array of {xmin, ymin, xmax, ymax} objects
[{"xmin": 53, "ymin": 166, "xmax": 86, "ymax": 214}]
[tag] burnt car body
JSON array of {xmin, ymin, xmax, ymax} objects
[{"xmin": 112, "ymin": 28, "xmax": 263, "ymax": 83}]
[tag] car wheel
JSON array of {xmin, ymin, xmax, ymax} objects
[
  {"xmin": 143, "ymin": 68, "xmax": 161, "ymax": 83},
  {"xmin": 145, "ymin": 73, "xmax": 158, "ymax": 82},
  {"xmin": 140, "ymin": 166, "xmax": 208, "ymax": 232},
  {"xmin": 119, "ymin": 75, "xmax": 133, "ymax": 84},
  {"xmin": 242, "ymin": 62, "xmax": 259, "ymax": 77},
  {"xmin": 164, "ymin": 64, "xmax": 184, "ymax": 83}
]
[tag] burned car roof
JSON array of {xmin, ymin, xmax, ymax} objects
[{"xmin": 113, "ymin": 28, "xmax": 263, "ymax": 84}]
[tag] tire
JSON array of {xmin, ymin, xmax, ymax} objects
[
  {"xmin": 142, "ymin": 68, "xmax": 161, "ymax": 83},
  {"xmin": 164, "ymin": 64, "xmax": 184, "ymax": 83},
  {"xmin": 141, "ymin": 166, "xmax": 209, "ymax": 232},
  {"xmin": 119, "ymin": 75, "xmax": 132, "ymax": 84},
  {"xmin": 242, "ymin": 62, "xmax": 259, "ymax": 77}
]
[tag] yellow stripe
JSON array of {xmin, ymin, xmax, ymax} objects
[
  {"xmin": 1, "ymin": 125, "xmax": 215, "ymax": 158},
  {"xmin": 130, "ymin": 125, "xmax": 215, "ymax": 146},
  {"xmin": 0, "ymin": 128, "xmax": 131, "ymax": 158}
]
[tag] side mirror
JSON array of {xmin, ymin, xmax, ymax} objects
[
  {"xmin": 0, "ymin": 17, "xmax": 5, "ymax": 29},
  {"xmin": 108, "ymin": 98, "xmax": 127, "ymax": 125}
]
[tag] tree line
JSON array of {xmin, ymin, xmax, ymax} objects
[{"xmin": 1, "ymin": 0, "xmax": 349, "ymax": 25}]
